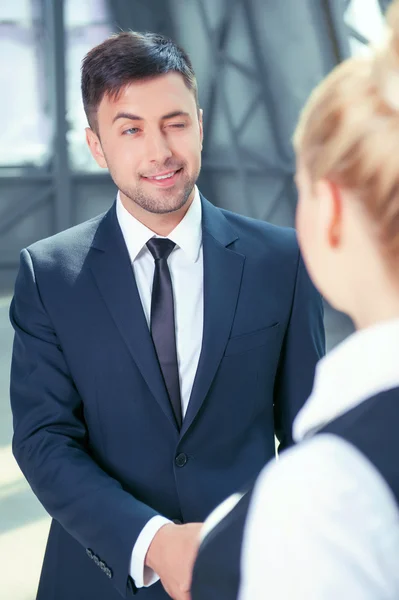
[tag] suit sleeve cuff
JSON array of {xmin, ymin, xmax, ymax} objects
[{"xmin": 130, "ymin": 516, "xmax": 172, "ymax": 588}]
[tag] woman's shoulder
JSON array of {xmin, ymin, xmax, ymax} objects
[{"xmin": 250, "ymin": 434, "xmax": 398, "ymax": 527}]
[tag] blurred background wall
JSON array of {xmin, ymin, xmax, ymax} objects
[
  {"xmin": 0, "ymin": 1, "xmax": 392, "ymax": 598},
  {"xmin": 0, "ymin": 0, "xmax": 390, "ymax": 346}
]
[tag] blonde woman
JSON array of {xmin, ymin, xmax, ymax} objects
[{"xmin": 192, "ymin": 2, "xmax": 399, "ymax": 598}]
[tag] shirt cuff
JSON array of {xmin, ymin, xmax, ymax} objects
[{"xmin": 130, "ymin": 515, "xmax": 172, "ymax": 588}]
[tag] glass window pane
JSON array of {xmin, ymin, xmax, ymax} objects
[
  {"xmin": 0, "ymin": 0, "xmax": 50, "ymax": 167},
  {"xmin": 65, "ymin": 0, "xmax": 113, "ymax": 171},
  {"xmin": 345, "ymin": 0, "xmax": 386, "ymax": 56}
]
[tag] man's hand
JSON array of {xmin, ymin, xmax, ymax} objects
[{"xmin": 145, "ymin": 522, "xmax": 202, "ymax": 600}]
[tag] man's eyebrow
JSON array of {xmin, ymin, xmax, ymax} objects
[
  {"xmin": 112, "ymin": 112, "xmax": 143, "ymax": 124},
  {"xmin": 161, "ymin": 111, "xmax": 190, "ymax": 120},
  {"xmin": 112, "ymin": 110, "xmax": 191, "ymax": 124}
]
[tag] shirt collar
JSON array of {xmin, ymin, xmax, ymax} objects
[
  {"xmin": 116, "ymin": 186, "xmax": 202, "ymax": 263},
  {"xmin": 293, "ymin": 317, "xmax": 399, "ymax": 442}
]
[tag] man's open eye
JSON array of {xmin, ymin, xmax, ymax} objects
[{"xmin": 122, "ymin": 128, "xmax": 140, "ymax": 135}]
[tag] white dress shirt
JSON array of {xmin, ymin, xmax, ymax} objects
[
  {"xmin": 238, "ymin": 317, "xmax": 399, "ymax": 599},
  {"xmin": 116, "ymin": 188, "xmax": 204, "ymax": 588}
]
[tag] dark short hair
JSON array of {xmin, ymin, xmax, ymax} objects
[{"xmin": 81, "ymin": 31, "xmax": 199, "ymax": 133}]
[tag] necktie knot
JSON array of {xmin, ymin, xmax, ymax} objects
[{"xmin": 147, "ymin": 238, "xmax": 176, "ymax": 261}]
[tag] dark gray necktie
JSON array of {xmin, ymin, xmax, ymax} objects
[{"xmin": 146, "ymin": 238, "xmax": 182, "ymax": 429}]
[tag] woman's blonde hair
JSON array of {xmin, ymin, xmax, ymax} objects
[{"xmin": 293, "ymin": 0, "xmax": 399, "ymax": 258}]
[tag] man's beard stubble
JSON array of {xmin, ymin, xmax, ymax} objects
[{"xmin": 116, "ymin": 162, "xmax": 200, "ymax": 215}]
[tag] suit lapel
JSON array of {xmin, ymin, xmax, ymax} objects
[
  {"xmin": 88, "ymin": 203, "xmax": 178, "ymax": 431},
  {"xmin": 181, "ymin": 198, "xmax": 245, "ymax": 437}
]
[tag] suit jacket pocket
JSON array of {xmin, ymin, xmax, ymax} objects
[{"xmin": 224, "ymin": 323, "xmax": 280, "ymax": 356}]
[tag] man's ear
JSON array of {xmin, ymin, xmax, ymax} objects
[
  {"xmin": 316, "ymin": 179, "xmax": 343, "ymax": 249},
  {"xmin": 85, "ymin": 128, "xmax": 107, "ymax": 169},
  {"xmin": 198, "ymin": 108, "xmax": 204, "ymax": 150}
]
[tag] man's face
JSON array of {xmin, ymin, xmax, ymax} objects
[{"xmin": 86, "ymin": 73, "xmax": 203, "ymax": 215}]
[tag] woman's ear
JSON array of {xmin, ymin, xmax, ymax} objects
[{"xmin": 315, "ymin": 179, "xmax": 343, "ymax": 249}]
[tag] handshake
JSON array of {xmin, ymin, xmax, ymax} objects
[{"xmin": 145, "ymin": 522, "xmax": 203, "ymax": 600}]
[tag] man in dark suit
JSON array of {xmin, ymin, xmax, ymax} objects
[{"xmin": 9, "ymin": 31, "xmax": 324, "ymax": 600}]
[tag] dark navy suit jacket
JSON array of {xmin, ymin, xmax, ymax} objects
[{"xmin": 9, "ymin": 195, "xmax": 325, "ymax": 599}]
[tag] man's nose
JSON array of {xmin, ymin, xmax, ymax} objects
[{"xmin": 145, "ymin": 131, "xmax": 173, "ymax": 164}]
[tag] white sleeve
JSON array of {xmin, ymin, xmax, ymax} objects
[
  {"xmin": 200, "ymin": 492, "xmax": 245, "ymax": 543},
  {"xmin": 238, "ymin": 434, "xmax": 399, "ymax": 600},
  {"xmin": 130, "ymin": 515, "xmax": 171, "ymax": 588}
]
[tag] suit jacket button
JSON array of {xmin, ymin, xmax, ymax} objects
[
  {"xmin": 175, "ymin": 453, "xmax": 188, "ymax": 468},
  {"xmin": 86, "ymin": 548, "xmax": 94, "ymax": 559}
]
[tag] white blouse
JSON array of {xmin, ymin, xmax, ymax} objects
[{"xmin": 238, "ymin": 317, "xmax": 399, "ymax": 599}]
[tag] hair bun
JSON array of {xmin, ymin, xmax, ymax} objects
[{"xmin": 372, "ymin": 1, "xmax": 399, "ymax": 111}]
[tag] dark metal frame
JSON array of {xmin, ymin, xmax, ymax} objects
[
  {"xmin": 45, "ymin": 0, "xmax": 71, "ymax": 232},
  {"xmin": 324, "ymin": 0, "xmax": 352, "ymax": 61}
]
